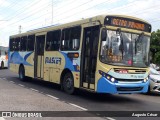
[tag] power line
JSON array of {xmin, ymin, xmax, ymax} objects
[
  {"xmin": 0, "ymin": 0, "xmax": 24, "ymax": 14},
  {"xmin": 0, "ymin": 0, "xmax": 18, "ymax": 11},
  {"xmin": 4, "ymin": 0, "xmax": 43, "ymax": 21},
  {"xmin": 1, "ymin": 0, "xmax": 93, "ymax": 28},
  {"xmin": 21, "ymin": 0, "xmax": 110, "ymax": 26},
  {"xmin": 1, "ymin": 0, "xmax": 160, "ymax": 34},
  {"xmin": 0, "ymin": 0, "xmax": 109, "ymax": 33},
  {"xmin": 0, "ymin": 0, "xmax": 72, "ymax": 27},
  {"xmin": 0, "ymin": 0, "xmax": 140, "ymax": 29}
]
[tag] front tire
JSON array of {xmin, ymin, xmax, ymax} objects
[
  {"xmin": 63, "ymin": 73, "xmax": 75, "ymax": 94},
  {"xmin": 19, "ymin": 66, "xmax": 26, "ymax": 81}
]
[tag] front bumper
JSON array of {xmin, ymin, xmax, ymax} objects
[{"xmin": 97, "ymin": 77, "xmax": 149, "ymax": 94}]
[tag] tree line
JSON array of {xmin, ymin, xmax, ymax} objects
[{"xmin": 150, "ymin": 29, "xmax": 160, "ymax": 65}]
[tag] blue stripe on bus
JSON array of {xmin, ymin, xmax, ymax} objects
[
  {"xmin": 60, "ymin": 52, "xmax": 78, "ymax": 72},
  {"xmin": 24, "ymin": 52, "xmax": 33, "ymax": 61},
  {"xmin": 10, "ymin": 52, "xmax": 32, "ymax": 66}
]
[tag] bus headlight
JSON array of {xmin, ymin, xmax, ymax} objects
[
  {"xmin": 143, "ymin": 77, "xmax": 149, "ymax": 83},
  {"xmin": 111, "ymin": 78, "xmax": 115, "ymax": 82},
  {"xmin": 99, "ymin": 70, "xmax": 117, "ymax": 83}
]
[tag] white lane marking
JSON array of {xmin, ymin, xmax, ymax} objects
[
  {"xmin": 9, "ymin": 81, "xmax": 15, "ymax": 83},
  {"xmin": 30, "ymin": 88, "xmax": 39, "ymax": 92},
  {"xmin": 2, "ymin": 78, "xmax": 6, "ymax": 80},
  {"xmin": 69, "ymin": 103, "xmax": 88, "ymax": 111},
  {"xmin": 18, "ymin": 84, "xmax": 24, "ymax": 87},
  {"xmin": 0, "ymin": 117, "xmax": 5, "ymax": 120},
  {"xmin": 46, "ymin": 94, "xmax": 59, "ymax": 100},
  {"xmin": 106, "ymin": 117, "xmax": 116, "ymax": 120}
]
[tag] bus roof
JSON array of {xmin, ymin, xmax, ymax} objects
[{"xmin": 10, "ymin": 14, "xmax": 151, "ymax": 38}]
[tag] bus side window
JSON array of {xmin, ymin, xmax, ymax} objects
[
  {"xmin": 72, "ymin": 39, "xmax": 79, "ymax": 49},
  {"xmin": 9, "ymin": 38, "xmax": 15, "ymax": 51},
  {"xmin": 27, "ymin": 35, "xmax": 35, "ymax": 51},
  {"xmin": 61, "ymin": 29, "xmax": 70, "ymax": 50},
  {"xmin": 46, "ymin": 32, "xmax": 52, "ymax": 51},
  {"xmin": 61, "ymin": 26, "xmax": 81, "ymax": 51},
  {"xmin": 61, "ymin": 40, "xmax": 65, "ymax": 50},
  {"xmin": 15, "ymin": 37, "xmax": 20, "ymax": 51},
  {"xmin": 46, "ymin": 30, "xmax": 61, "ymax": 51},
  {"xmin": 20, "ymin": 36, "xmax": 27, "ymax": 51},
  {"xmin": 71, "ymin": 26, "xmax": 81, "ymax": 50}
]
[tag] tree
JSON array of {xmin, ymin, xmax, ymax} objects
[{"xmin": 150, "ymin": 29, "xmax": 160, "ymax": 64}]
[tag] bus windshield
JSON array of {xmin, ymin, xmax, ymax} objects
[{"xmin": 100, "ymin": 29, "xmax": 150, "ymax": 67}]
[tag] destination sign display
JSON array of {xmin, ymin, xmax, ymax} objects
[{"xmin": 104, "ymin": 16, "xmax": 151, "ymax": 32}]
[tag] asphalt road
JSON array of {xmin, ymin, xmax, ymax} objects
[{"xmin": 0, "ymin": 69, "xmax": 160, "ymax": 120}]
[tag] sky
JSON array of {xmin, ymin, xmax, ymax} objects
[{"xmin": 0, "ymin": 0, "xmax": 160, "ymax": 47}]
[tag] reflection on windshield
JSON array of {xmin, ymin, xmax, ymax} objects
[{"xmin": 100, "ymin": 29, "xmax": 150, "ymax": 67}]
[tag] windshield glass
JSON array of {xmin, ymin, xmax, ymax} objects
[{"xmin": 100, "ymin": 29, "xmax": 150, "ymax": 67}]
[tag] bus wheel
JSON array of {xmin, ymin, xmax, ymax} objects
[
  {"xmin": 63, "ymin": 73, "xmax": 75, "ymax": 94},
  {"xmin": 1, "ymin": 62, "xmax": 4, "ymax": 69},
  {"xmin": 19, "ymin": 66, "xmax": 25, "ymax": 81}
]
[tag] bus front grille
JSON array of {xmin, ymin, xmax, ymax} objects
[
  {"xmin": 117, "ymin": 79, "xmax": 143, "ymax": 82},
  {"xmin": 117, "ymin": 87, "xmax": 143, "ymax": 91}
]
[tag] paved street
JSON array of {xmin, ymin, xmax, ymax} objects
[{"xmin": 0, "ymin": 69, "xmax": 160, "ymax": 120}]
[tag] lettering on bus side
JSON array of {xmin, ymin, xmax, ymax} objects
[{"xmin": 45, "ymin": 57, "xmax": 61, "ymax": 65}]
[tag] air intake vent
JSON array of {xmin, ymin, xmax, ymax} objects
[
  {"xmin": 117, "ymin": 87, "xmax": 143, "ymax": 91},
  {"xmin": 117, "ymin": 79, "xmax": 143, "ymax": 82}
]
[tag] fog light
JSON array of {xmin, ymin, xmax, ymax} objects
[
  {"xmin": 107, "ymin": 76, "xmax": 110, "ymax": 80},
  {"xmin": 144, "ymin": 77, "xmax": 148, "ymax": 82}
]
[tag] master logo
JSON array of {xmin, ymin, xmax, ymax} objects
[{"xmin": 45, "ymin": 57, "xmax": 61, "ymax": 65}]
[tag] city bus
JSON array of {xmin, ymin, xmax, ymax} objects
[
  {"xmin": 0, "ymin": 46, "xmax": 8, "ymax": 69},
  {"xmin": 9, "ymin": 14, "xmax": 151, "ymax": 94}
]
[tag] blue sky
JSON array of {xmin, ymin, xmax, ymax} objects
[{"xmin": 0, "ymin": 0, "xmax": 160, "ymax": 46}]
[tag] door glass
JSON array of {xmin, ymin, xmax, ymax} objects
[{"xmin": 81, "ymin": 26, "xmax": 99, "ymax": 88}]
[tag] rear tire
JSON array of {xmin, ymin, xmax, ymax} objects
[
  {"xmin": 19, "ymin": 66, "xmax": 26, "ymax": 81},
  {"xmin": 63, "ymin": 73, "xmax": 75, "ymax": 94}
]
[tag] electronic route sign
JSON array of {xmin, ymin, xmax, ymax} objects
[{"xmin": 104, "ymin": 16, "xmax": 151, "ymax": 32}]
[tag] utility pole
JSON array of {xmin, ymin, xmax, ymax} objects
[
  {"xmin": 19, "ymin": 25, "xmax": 22, "ymax": 33},
  {"xmin": 52, "ymin": 0, "xmax": 53, "ymax": 24}
]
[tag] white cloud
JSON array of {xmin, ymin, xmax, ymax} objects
[{"xmin": 0, "ymin": 0, "xmax": 10, "ymax": 7}]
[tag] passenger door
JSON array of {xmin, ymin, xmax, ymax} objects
[
  {"xmin": 34, "ymin": 34, "xmax": 45, "ymax": 79},
  {"xmin": 81, "ymin": 25, "xmax": 100, "ymax": 90}
]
